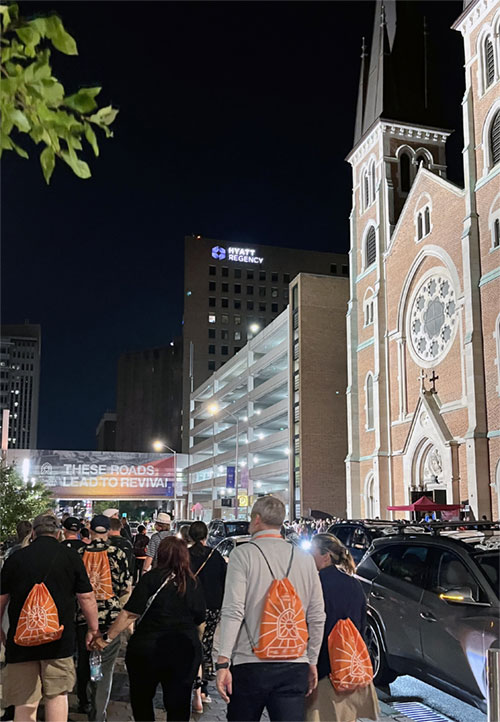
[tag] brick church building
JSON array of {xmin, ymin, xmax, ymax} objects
[{"xmin": 346, "ymin": 0, "xmax": 500, "ymax": 521}]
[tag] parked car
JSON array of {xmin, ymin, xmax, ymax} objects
[
  {"xmin": 327, "ymin": 519, "xmax": 424, "ymax": 564},
  {"xmin": 207, "ymin": 519, "xmax": 250, "ymax": 547},
  {"xmin": 355, "ymin": 523, "xmax": 500, "ymax": 712},
  {"xmin": 171, "ymin": 519, "xmax": 194, "ymax": 537}
]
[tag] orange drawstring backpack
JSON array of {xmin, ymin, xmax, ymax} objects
[
  {"xmin": 14, "ymin": 555, "xmax": 64, "ymax": 647},
  {"xmin": 328, "ymin": 618, "xmax": 373, "ymax": 692},
  {"xmin": 83, "ymin": 549, "xmax": 114, "ymax": 601},
  {"xmin": 245, "ymin": 543, "xmax": 308, "ymax": 660}
]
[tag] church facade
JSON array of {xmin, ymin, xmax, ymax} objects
[{"xmin": 346, "ymin": 0, "xmax": 500, "ymax": 521}]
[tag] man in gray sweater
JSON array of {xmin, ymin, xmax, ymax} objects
[{"xmin": 216, "ymin": 496, "xmax": 326, "ymax": 721}]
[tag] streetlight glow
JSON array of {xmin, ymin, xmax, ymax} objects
[
  {"xmin": 208, "ymin": 403, "xmax": 219, "ymax": 415},
  {"xmin": 152, "ymin": 440, "xmax": 164, "ymax": 452},
  {"xmin": 249, "ymin": 323, "xmax": 260, "ymax": 334}
]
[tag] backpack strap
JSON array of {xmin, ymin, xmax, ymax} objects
[
  {"xmin": 194, "ymin": 547, "xmax": 216, "ymax": 577},
  {"xmin": 136, "ymin": 572, "xmax": 175, "ymax": 626},
  {"xmin": 285, "ymin": 545, "xmax": 295, "ymax": 577},
  {"xmin": 248, "ymin": 541, "xmax": 275, "ymax": 578}
]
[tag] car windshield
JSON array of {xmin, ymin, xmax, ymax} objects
[
  {"xmin": 473, "ymin": 551, "xmax": 499, "ymax": 596},
  {"xmin": 224, "ymin": 522, "xmax": 250, "ymax": 536}
]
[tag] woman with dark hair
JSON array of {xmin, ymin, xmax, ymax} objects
[
  {"xmin": 307, "ymin": 533, "xmax": 379, "ymax": 722},
  {"xmin": 94, "ymin": 536, "xmax": 206, "ymax": 721},
  {"xmin": 188, "ymin": 521, "xmax": 227, "ymax": 706}
]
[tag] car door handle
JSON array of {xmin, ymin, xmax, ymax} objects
[
  {"xmin": 420, "ymin": 611, "xmax": 437, "ymax": 622},
  {"xmin": 370, "ymin": 591, "xmax": 385, "ymax": 600}
]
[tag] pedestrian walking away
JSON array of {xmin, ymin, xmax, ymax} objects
[
  {"xmin": 141, "ymin": 513, "xmax": 171, "ymax": 574},
  {"xmin": 131, "ymin": 525, "xmax": 150, "ymax": 585},
  {"xmin": 76, "ymin": 514, "xmax": 130, "ymax": 721},
  {"xmin": 61, "ymin": 517, "xmax": 86, "ymax": 552},
  {"xmin": 189, "ymin": 521, "xmax": 227, "ymax": 710},
  {"xmin": 0, "ymin": 514, "xmax": 99, "ymax": 722},
  {"xmin": 216, "ymin": 496, "xmax": 326, "ymax": 722},
  {"xmin": 306, "ymin": 533, "xmax": 379, "ymax": 722},
  {"xmin": 108, "ymin": 517, "xmax": 135, "ymax": 595},
  {"xmin": 93, "ymin": 536, "xmax": 206, "ymax": 722}
]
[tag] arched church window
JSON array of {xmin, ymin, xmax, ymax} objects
[
  {"xmin": 424, "ymin": 206, "xmax": 431, "ymax": 235},
  {"xmin": 365, "ymin": 226, "xmax": 377, "ymax": 267},
  {"xmin": 485, "ymin": 36, "xmax": 495, "ymax": 88},
  {"xmin": 400, "ymin": 152, "xmax": 411, "ymax": 192},
  {"xmin": 495, "ymin": 218, "xmax": 500, "ymax": 248},
  {"xmin": 415, "ymin": 153, "xmax": 429, "ymax": 169},
  {"xmin": 369, "ymin": 160, "xmax": 376, "ymax": 202},
  {"xmin": 491, "ymin": 110, "xmax": 500, "ymax": 166},
  {"xmin": 366, "ymin": 374, "xmax": 374, "ymax": 430},
  {"xmin": 417, "ymin": 213, "xmax": 423, "ymax": 240},
  {"xmin": 363, "ymin": 171, "xmax": 370, "ymax": 209}
]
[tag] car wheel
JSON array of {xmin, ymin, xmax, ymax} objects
[{"xmin": 365, "ymin": 617, "xmax": 398, "ymax": 686}]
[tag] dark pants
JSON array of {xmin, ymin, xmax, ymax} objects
[
  {"xmin": 134, "ymin": 558, "xmax": 145, "ymax": 585},
  {"xmin": 227, "ymin": 663, "xmax": 309, "ymax": 722},
  {"xmin": 76, "ymin": 625, "xmax": 121, "ymax": 721},
  {"xmin": 126, "ymin": 632, "xmax": 201, "ymax": 722}
]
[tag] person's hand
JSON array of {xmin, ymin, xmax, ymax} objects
[
  {"xmin": 306, "ymin": 664, "xmax": 318, "ymax": 696},
  {"xmin": 216, "ymin": 668, "xmax": 232, "ymax": 703},
  {"xmin": 85, "ymin": 629, "xmax": 102, "ymax": 650},
  {"xmin": 92, "ymin": 636, "xmax": 110, "ymax": 651}
]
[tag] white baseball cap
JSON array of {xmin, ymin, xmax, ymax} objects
[{"xmin": 102, "ymin": 508, "xmax": 120, "ymax": 518}]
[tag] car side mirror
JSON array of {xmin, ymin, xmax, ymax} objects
[{"xmin": 440, "ymin": 586, "xmax": 476, "ymax": 604}]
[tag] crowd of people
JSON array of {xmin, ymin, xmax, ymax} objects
[{"xmin": 0, "ymin": 500, "xmax": 379, "ymax": 722}]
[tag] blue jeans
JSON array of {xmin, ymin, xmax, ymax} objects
[{"xmin": 227, "ymin": 662, "xmax": 309, "ymax": 722}]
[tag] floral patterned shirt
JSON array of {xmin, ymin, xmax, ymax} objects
[{"xmin": 77, "ymin": 539, "xmax": 129, "ymax": 631}]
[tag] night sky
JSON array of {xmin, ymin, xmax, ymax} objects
[{"xmin": 2, "ymin": 1, "xmax": 464, "ymax": 451}]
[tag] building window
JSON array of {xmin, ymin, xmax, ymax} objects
[
  {"xmin": 209, "ymin": 297, "xmax": 216, "ymax": 307},
  {"xmin": 234, "ymin": 269, "xmax": 242, "ymax": 279},
  {"xmin": 208, "ymin": 329, "xmax": 216, "ymax": 339},
  {"xmin": 234, "ymin": 284, "xmax": 241, "ymax": 294},
  {"xmin": 222, "ymin": 298, "xmax": 228, "ymax": 308},
  {"xmin": 330, "ymin": 264, "xmax": 337, "ymax": 274},
  {"xmin": 208, "ymin": 314, "xmax": 216, "ymax": 324},
  {"xmin": 485, "ymin": 36, "xmax": 495, "ymax": 88},
  {"xmin": 247, "ymin": 300, "xmax": 254, "ymax": 310},
  {"xmin": 221, "ymin": 346, "xmax": 229, "ymax": 355},
  {"xmin": 234, "ymin": 315, "xmax": 241, "ymax": 325},
  {"xmin": 271, "ymin": 287, "xmax": 278, "ymax": 298},
  {"xmin": 222, "ymin": 282, "xmax": 229, "ymax": 292},
  {"xmin": 366, "ymin": 374, "xmax": 374, "ymax": 430},
  {"xmin": 363, "ymin": 291, "xmax": 374, "ymax": 327},
  {"xmin": 259, "ymin": 303, "xmax": 266, "ymax": 312},
  {"xmin": 259, "ymin": 271, "xmax": 266, "ymax": 281},
  {"xmin": 222, "ymin": 267, "xmax": 229, "ymax": 277},
  {"xmin": 234, "ymin": 300, "xmax": 241, "ymax": 309},
  {"xmin": 363, "ymin": 170, "xmax": 370, "ymax": 209},
  {"xmin": 416, "ymin": 204, "xmax": 431, "ymax": 240},
  {"xmin": 342, "ymin": 264, "xmax": 349, "ymax": 276},
  {"xmin": 208, "ymin": 345, "xmax": 215, "ymax": 355},
  {"xmin": 221, "ymin": 314, "xmax": 229, "ymax": 324},
  {"xmin": 491, "ymin": 109, "xmax": 500, "ymax": 166},
  {"xmin": 271, "ymin": 272, "xmax": 278, "ymax": 282},
  {"xmin": 209, "ymin": 281, "xmax": 216, "ymax": 291},
  {"xmin": 494, "ymin": 218, "xmax": 500, "ymax": 248},
  {"xmin": 272, "ymin": 303, "xmax": 278, "ymax": 313},
  {"xmin": 221, "ymin": 330, "xmax": 228, "ymax": 340},
  {"xmin": 283, "ymin": 273, "xmax": 290, "ymax": 283},
  {"xmin": 400, "ymin": 152, "xmax": 411, "ymax": 192},
  {"xmin": 365, "ymin": 227, "xmax": 376, "ymax": 267},
  {"xmin": 259, "ymin": 287, "xmax": 266, "ymax": 297},
  {"xmin": 209, "ymin": 265, "xmax": 216, "ymax": 276},
  {"xmin": 234, "ymin": 331, "xmax": 241, "ymax": 340},
  {"xmin": 208, "ymin": 360, "xmax": 216, "ymax": 371},
  {"xmin": 247, "ymin": 270, "xmax": 254, "ymax": 279}
]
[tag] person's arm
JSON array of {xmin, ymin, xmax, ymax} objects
[
  {"xmin": 77, "ymin": 591, "xmax": 100, "ymax": 649},
  {"xmin": 142, "ymin": 535, "xmax": 157, "ymax": 574},
  {"xmin": 93, "ymin": 608, "xmax": 139, "ymax": 650},
  {"xmin": 216, "ymin": 549, "xmax": 247, "ymax": 703},
  {"xmin": 304, "ymin": 557, "xmax": 326, "ymax": 695},
  {"xmin": 0, "ymin": 593, "xmax": 10, "ymax": 646}
]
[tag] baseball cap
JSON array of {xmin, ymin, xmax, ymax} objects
[
  {"xmin": 33, "ymin": 514, "xmax": 60, "ymax": 533},
  {"xmin": 102, "ymin": 508, "xmax": 119, "ymax": 518},
  {"xmin": 156, "ymin": 512, "xmax": 171, "ymax": 525},
  {"xmin": 63, "ymin": 516, "xmax": 81, "ymax": 532},
  {"xmin": 90, "ymin": 515, "xmax": 111, "ymax": 533}
]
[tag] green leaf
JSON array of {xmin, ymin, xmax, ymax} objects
[
  {"xmin": 84, "ymin": 123, "xmax": 99, "ymax": 156},
  {"xmin": 0, "ymin": 5, "xmax": 11, "ymax": 31},
  {"xmin": 61, "ymin": 149, "xmax": 90, "ymax": 179},
  {"xmin": 89, "ymin": 105, "xmax": 119, "ymax": 126},
  {"xmin": 44, "ymin": 15, "xmax": 77, "ymax": 55},
  {"xmin": 40, "ymin": 145, "xmax": 55, "ymax": 183},
  {"xmin": 15, "ymin": 25, "xmax": 41, "ymax": 50},
  {"xmin": 41, "ymin": 79, "xmax": 64, "ymax": 107},
  {"xmin": 11, "ymin": 139, "xmax": 29, "ymax": 159},
  {"xmin": 10, "ymin": 109, "xmax": 31, "ymax": 132},
  {"xmin": 64, "ymin": 87, "xmax": 101, "ymax": 114}
]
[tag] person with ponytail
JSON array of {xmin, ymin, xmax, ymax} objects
[
  {"xmin": 188, "ymin": 521, "xmax": 227, "ymax": 709},
  {"xmin": 307, "ymin": 534, "xmax": 379, "ymax": 722}
]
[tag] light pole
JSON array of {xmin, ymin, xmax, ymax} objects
[
  {"xmin": 152, "ymin": 440, "xmax": 179, "ymax": 518},
  {"xmin": 208, "ymin": 404, "xmax": 240, "ymax": 519}
]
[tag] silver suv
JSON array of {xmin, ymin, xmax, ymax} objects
[{"xmin": 355, "ymin": 522, "xmax": 499, "ymax": 712}]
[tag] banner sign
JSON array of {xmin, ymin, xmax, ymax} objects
[
  {"xmin": 226, "ymin": 466, "xmax": 235, "ymax": 489},
  {"xmin": 175, "ymin": 480, "xmax": 184, "ymax": 497},
  {"xmin": 6, "ymin": 449, "xmax": 183, "ymax": 500}
]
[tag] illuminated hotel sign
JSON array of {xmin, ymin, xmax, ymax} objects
[{"xmin": 212, "ymin": 246, "xmax": 264, "ymax": 264}]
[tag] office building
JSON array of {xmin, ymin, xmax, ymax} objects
[
  {"xmin": 187, "ymin": 273, "xmax": 348, "ymax": 520},
  {"xmin": 115, "ymin": 339, "xmax": 182, "ymax": 453},
  {"xmin": 0, "ymin": 323, "xmax": 41, "ymax": 449},
  {"xmin": 96, "ymin": 412, "xmax": 117, "ymax": 451},
  {"xmin": 182, "ymin": 234, "xmax": 348, "ymax": 450}
]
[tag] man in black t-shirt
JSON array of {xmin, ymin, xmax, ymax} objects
[
  {"xmin": 0, "ymin": 514, "xmax": 99, "ymax": 722},
  {"xmin": 61, "ymin": 516, "xmax": 86, "ymax": 552}
]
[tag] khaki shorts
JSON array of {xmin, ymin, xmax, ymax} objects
[{"xmin": 3, "ymin": 656, "xmax": 76, "ymax": 706}]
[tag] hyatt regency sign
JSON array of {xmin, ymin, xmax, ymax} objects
[
  {"xmin": 212, "ymin": 246, "xmax": 264, "ymax": 264},
  {"xmin": 6, "ymin": 449, "xmax": 185, "ymax": 500}
]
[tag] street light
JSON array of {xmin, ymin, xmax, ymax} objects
[
  {"xmin": 152, "ymin": 440, "xmax": 179, "ymax": 517},
  {"xmin": 209, "ymin": 403, "xmax": 241, "ymax": 519}
]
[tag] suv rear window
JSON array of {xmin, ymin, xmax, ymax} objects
[
  {"xmin": 474, "ymin": 552, "xmax": 499, "ymax": 595},
  {"xmin": 224, "ymin": 522, "xmax": 249, "ymax": 536}
]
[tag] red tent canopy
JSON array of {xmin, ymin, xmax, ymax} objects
[{"xmin": 387, "ymin": 495, "xmax": 462, "ymax": 512}]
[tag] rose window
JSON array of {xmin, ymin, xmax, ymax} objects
[{"xmin": 409, "ymin": 273, "xmax": 457, "ymax": 364}]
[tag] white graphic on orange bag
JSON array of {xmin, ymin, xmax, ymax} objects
[
  {"xmin": 328, "ymin": 618, "xmax": 373, "ymax": 692},
  {"xmin": 83, "ymin": 550, "xmax": 113, "ymax": 600},
  {"xmin": 14, "ymin": 582, "xmax": 64, "ymax": 647},
  {"xmin": 254, "ymin": 577, "xmax": 308, "ymax": 659}
]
